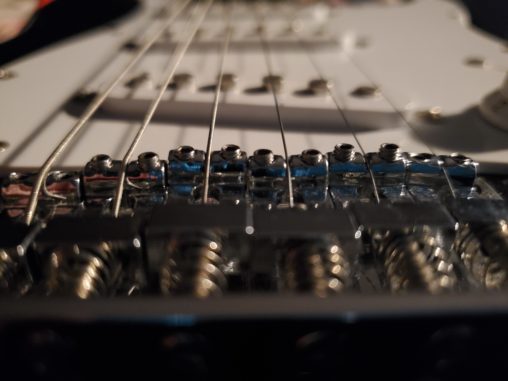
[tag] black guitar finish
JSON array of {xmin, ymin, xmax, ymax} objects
[{"xmin": 0, "ymin": 0, "xmax": 139, "ymax": 65}]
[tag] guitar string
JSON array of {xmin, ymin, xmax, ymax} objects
[
  {"xmin": 202, "ymin": 3, "xmax": 234, "ymax": 204},
  {"xmin": 24, "ymin": 0, "xmax": 193, "ymax": 225},
  {"xmin": 288, "ymin": 12, "xmax": 381, "ymax": 204},
  {"xmin": 256, "ymin": 6, "xmax": 295, "ymax": 208},
  {"xmin": 112, "ymin": 0, "xmax": 214, "ymax": 217},
  {"xmin": 330, "ymin": 21, "xmax": 458, "ymax": 199}
]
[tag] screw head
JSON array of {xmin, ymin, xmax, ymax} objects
[
  {"xmin": 253, "ymin": 148, "xmax": 274, "ymax": 165},
  {"xmin": 410, "ymin": 153, "xmax": 433, "ymax": 162},
  {"xmin": 176, "ymin": 145, "xmax": 196, "ymax": 160},
  {"xmin": 221, "ymin": 144, "xmax": 242, "ymax": 160},
  {"xmin": 302, "ymin": 149, "xmax": 324, "ymax": 165},
  {"xmin": 138, "ymin": 152, "xmax": 160, "ymax": 171},
  {"xmin": 334, "ymin": 143, "xmax": 355, "ymax": 162},
  {"xmin": 91, "ymin": 154, "xmax": 113, "ymax": 171},
  {"xmin": 379, "ymin": 143, "xmax": 401, "ymax": 162},
  {"xmin": 450, "ymin": 153, "xmax": 472, "ymax": 165}
]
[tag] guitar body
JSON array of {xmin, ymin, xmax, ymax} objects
[{"xmin": 0, "ymin": 0, "xmax": 507, "ymax": 171}]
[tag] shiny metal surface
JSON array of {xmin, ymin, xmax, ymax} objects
[{"xmin": 160, "ymin": 231, "xmax": 226, "ymax": 298}]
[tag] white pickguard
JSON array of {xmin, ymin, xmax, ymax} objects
[{"xmin": 0, "ymin": 0, "xmax": 507, "ymax": 173}]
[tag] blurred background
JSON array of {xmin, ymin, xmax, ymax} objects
[{"xmin": 0, "ymin": 0, "xmax": 507, "ymax": 65}]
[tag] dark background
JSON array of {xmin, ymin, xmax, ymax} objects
[{"xmin": 462, "ymin": 0, "xmax": 508, "ymax": 40}]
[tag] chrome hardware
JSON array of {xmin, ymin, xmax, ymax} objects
[
  {"xmin": 439, "ymin": 153, "xmax": 478, "ymax": 198},
  {"xmin": 253, "ymin": 148, "xmax": 275, "ymax": 165},
  {"xmin": 301, "ymin": 149, "xmax": 325, "ymax": 166},
  {"xmin": 333, "ymin": 143, "xmax": 355, "ymax": 162},
  {"xmin": 220, "ymin": 144, "xmax": 242, "ymax": 161},
  {"xmin": 248, "ymin": 149, "xmax": 286, "ymax": 206},
  {"xmin": 366, "ymin": 143, "xmax": 408, "ymax": 201},
  {"xmin": 0, "ymin": 171, "xmax": 81, "ymax": 218},
  {"xmin": 455, "ymin": 222, "xmax": 508, "ymax": 290},
  {"xmin": 289, "ymin": 149, "xmax": 328, "ymax": 205},
  {"xmin": 168, "ymin": 145, "xmax": 205, "ymax": 198},
  {"xmin": 379, "ymin": 143, "xmax": 402, "ymax": 162},
  {"xmin": 125, "ymin": 152, "xmax": 167, "ymax": 208},
  {"xmin": 406, "ymin": 153, "xmax": 444, "ymax": 201},
  {"xmin": 91, "ymin": 154, "xmax": 114, "ymax": 171},
  {"xmin": 1, "ymin": 145, "xmax": 484, "ymax": 210},
  {"xmin": 378, "ymin": 231, "xmax": 458, "ymax": 294},
  {"xmin": 328, "ymin": 144, "xmax": 370, "ymax": 202},
  {"xmin": 282, "ymin": 239, "xmax": 351, "ymax": 296},
  {"xmin": 0, "ymin": 248, "xmax": 31, "ymax": 295},
  {"xmin": 209, "ymin": 145, "xmax": 247, "ymax": 203},
  {"xmin": 83, "ymin": 154, "xmax": 122, "ymax": 208},
  {"xmin": 0, "ymin": 249, "xmax": 15, "ymax": 292},
  {"xmin": 160, "ymin": 231, "xmax": 227, "ymax": 297},
  {"xmin": 42, "ymin": 243, "xmax": 120, "ymax": 299},
  {"xmin": 138, "ymin": 151, "xmax": 161, "ymax": 171}
]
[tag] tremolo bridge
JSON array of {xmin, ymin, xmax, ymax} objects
[{"xmin": 1, "ymin": 143, "xmax": 507, "ymax": 297}]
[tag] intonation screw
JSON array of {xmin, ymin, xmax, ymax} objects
[
  {"xmin": 221, "ymin": 144, "xmax": 242, "ymax": 160},
  {"xmin": 379, "ymin": 143, "xmax": 401, "ymax": 162},
  {"xmin": 334, "ymin": 143, "xmax": 355, "ymax": 162}
]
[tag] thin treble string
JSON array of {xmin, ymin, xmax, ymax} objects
[
  {"xmin": 338, "ymin": 40, "xmax": 458, "ymax": 199},
  {"xmin": 290, "ymin": 16, "xmax": 381, "ymax": 204},
  {"xmin": 24, "ymin": 0, "xmax": 193, "ymax": 225},
  {"xmin": 202, "ymin": 3, "xmax": 234, "ymax": 204},
  {"xmin": 112, "ymin": 0, "xmax": 214, "ymax": 217},
  {"xmin": 256, "ymin": 7, "xmax": 295, "ymax": 208}
]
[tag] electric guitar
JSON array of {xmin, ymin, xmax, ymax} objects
[{"xmin": 1, "ymin": 1, "xmax": 508, "ymax": 379}]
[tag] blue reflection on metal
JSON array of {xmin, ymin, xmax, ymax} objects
[
  {"xmin": 370, "ymin": 162, "xmax": 405, "ymax": 174},
  {"xmin": 408, "ymin": 162, "xmax": 441, "ymax": 175},
  {"xmin": 330, "ymin": 162, "xmax": 367, "ymax": 174},
  {"xmin": 169, "ymin": 161, "xmax": 203, "ymax": 174},
  {"xmin": 251, "ymin": 166, "xmax": 286, "ymax": 177},
  {"xmin": 292, "ymin": 165, "xmax": 327, "ymax": 177},
  {"xmin": 105, "ymin": 314, "xmax": 197, "ymax": 327},
  {"xmin": 211, "ymin": 162, "xmax": 247, "ymax": 173},
  {"xmin": 447, "ymin": 166, "xmax": 476, "ymax": 182},
  {"xmin": 169, "ymin": 184, "xmax": 195, "ymax": 196}
]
